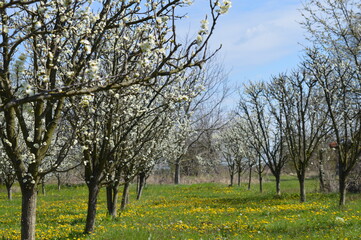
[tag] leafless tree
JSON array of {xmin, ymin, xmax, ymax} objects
[
  {"xmin": 269, "ymin": 70, "xmax": 329, "ymax": 202},
  {"xmin": 238, "ymin": 82, "xmax": 288, "ymax": 195}
]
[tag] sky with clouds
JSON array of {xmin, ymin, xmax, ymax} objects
[{"xmin": 178, "ymin": 0, "xmax": 308, "ymax": 89}]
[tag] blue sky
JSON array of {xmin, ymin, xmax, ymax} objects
[{"xmin": 177, "ymin": 0, "xmax": 307, "ymax": 89}]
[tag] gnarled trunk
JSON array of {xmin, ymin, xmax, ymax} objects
[{"xmin": 21, "ymin": 184, "xmax": 37, "ymax": 240}]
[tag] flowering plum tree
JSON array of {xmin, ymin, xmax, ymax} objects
[
  {"xmin": 165, "ymin": 58, "xmax": 229, "ymax": 184},
  {"xmin": 0, "ymin": 0, "xmax": 231, "ymax": 238},
  {"xmin": 216, "ymin": 120, "xmax": 247, "ymax": 186},
  {"xmin": 0, "ymin": 148, "xmax": 16, "ymax": 200}
]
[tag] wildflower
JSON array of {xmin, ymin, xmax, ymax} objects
[{"xmin": 335, "ymin": 217, "xmax": 345, "ymax": 223}]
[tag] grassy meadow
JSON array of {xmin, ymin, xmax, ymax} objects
[{"xmin": 0, "ymin": 177, "xmax": 361, "ymax": 240}]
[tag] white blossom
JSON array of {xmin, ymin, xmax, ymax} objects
[{"xmin": 217, "ymin": 0, "xmax": 232, "ymax": 14}]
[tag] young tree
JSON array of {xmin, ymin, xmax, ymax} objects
[
  {"xmin": 238, "ymin": 82, "xmax": 287, "ymax": 195},
  {"xmin": 217, "ymin": 120, "xmax": 247, "ymax": 186},
  {"xmin": 0, "ymin": 0, "xmax": 230, "ymax": 238},
  {"xmin": 168, "ymin": 58, "xmax": 229, "ymax": 184},
  {"xmin": 305, "ymin": 50, "xmax": 361, "ymax": 205},
  {"xmin": 269, "ymin": 70, "xmax": 329, "ymax": 202},
  {"xmin": 302, "ymin": 0, "xmax": 361, "ymax": 205},
  {"xmin": 0, "ymin": 150, "xmax": 16, "ymax": 200}
]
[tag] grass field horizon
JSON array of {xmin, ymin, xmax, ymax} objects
[{"xmin": 0, "ymin": 176, "xmax": 360, "ymax": 239}]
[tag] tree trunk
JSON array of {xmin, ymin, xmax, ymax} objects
[
  {"xmin": 106, "ymin": 186, "xmax": 112, "ymax": 215},
  {"xmin": 258, "ymin": 155, "xmax": 263, "ymax": 193},
  {"xmin": 339, "ymin": 170, "xmax": 347, "ymax": 206},
  {"xmin": 137, "ymin": 172, "xmax": 146, "ymax": 200},
  {"xmin": 106, "ymin": 184, "xmax": 119, "ymax": 217},
  {"xmin": 237, "ymin": 164, "xmax": 242, "ymax": 186},
  {"xmin": 21, "ymin": 184, "xmax": 37, "ymax": 240},
  {"xmin": 258, "ymin": 171, "xmax": 263, "ymax": 193},
  {"xmin": 84, "ymin": 183, "xmax": 100, "ymax": 234},
  {"xmin": 57, "ymin": 175, "xmax": 61, "ymax": 191},
  {"xmin": 275, "ymin": 174, "xmax": 281, "ymax": 196},
  {"xmin": 298, "ymin": 174, "xmax": 306, "ymax": 202},
  {"xmin": 6, "ymin": 183, "xmax": 12, "ymax": 200},
  {"xmin": 120, "ymin": 182, "xmax": 130, "ymax": 211},
  {"xmin": 174, "ymin": 161, "xmax": 181, "ymax": 184},
  {"xmin": 319, "ymin": 150, "xmax": 326, "ymax": 192},
  {"xmin": 229, "ymin": 172, "xmax": 234, "ymax": 186},
  {"xmin": 41, "ymin": 178, "xmax": 46, "ymax": 196},
  {"xmin": 248, "ymin": 167, "xmax": 252, "ymax": 190}
]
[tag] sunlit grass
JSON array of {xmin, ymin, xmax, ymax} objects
[{"xmin": 0, "ymin": 177, "xmax": 360, "ymax": 239}]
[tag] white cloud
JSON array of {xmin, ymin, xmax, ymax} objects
[
  {"xmin": 211, "ymin": 3, "xmax": 305, "ymax": 67},
  {"xmin": 175, "ymin": 0, "xmax": 306, "ymax": 86}
]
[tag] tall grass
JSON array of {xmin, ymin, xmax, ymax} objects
[{"xmin": 0, "ymin": 177, "xmax": 360, "ymax": 239}]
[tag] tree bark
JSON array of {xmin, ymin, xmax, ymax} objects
[
  {"xmin": 120, "ymin": 182, "xmax": 130, "ymax": 211},
  {"xmin": 318, "ymin": 150, "xmax": 326, "ymax": 192},
  {"xmin": 248, "ymin": 167, "xmax": 252, "ymax": 190},
  {"xmin": 174, "ymin": 161, "xmax": 181, "ymax": 184},
  {"xmin": 275, "ymin": 174, "xmax": 281, "ymax": 196},
  {"xmin": 229, "ymin": 172, "xmax": 234, "ymax": 187},
  {"xmin": 338, "ymin": 167, "xmax": 347, "ymax": 206},
  {"xmin": 106, "ymin": 184, "xmax": 119, "ymax": 217},
  {"xmin": 21, "ymin": 184, "xmax": 37, "ymax": 240},
  {"xmin": 6, "ymin": 183, "xmax": 12, "ymax": 200},
  {"xmin": 258, "ymin": 171, "xmax": 263, "ymax": 193},
  {"xmin": 57, "ymin": 175, "xmax": 61, "ymax": 191},
  {"xmin": 84, "ymin": 183, "xmax": 100, "ymax": 234},
  {"xmin": 298, "ymin": 174, "xmax": 306, "ymax": 202},
  {"xmin": 41, "ymin": 178, "xmax": 46, "ymax": 196},
  {"xmin": 137, "ymin": 172, "xmax": 146, "ymax": 200},
  {"xmin": 258, "ymin": 155, "xmax": 263, "ymax": 193},
  {"xmin": 237, "ymin": 164, "xmax": 242, "ymax": 186}
]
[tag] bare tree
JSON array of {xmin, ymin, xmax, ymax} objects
[
  {"xmin": 238, "ymin": 82, "xmax": 288, "ymax": 195},
  {"xmin": 269, "ymin": 70, "xmax": 329, "ymax": 202}
]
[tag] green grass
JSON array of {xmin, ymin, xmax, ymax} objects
[{"xmin": 0, "ymin": 177, "xmax": 360, "ymax": 239}]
